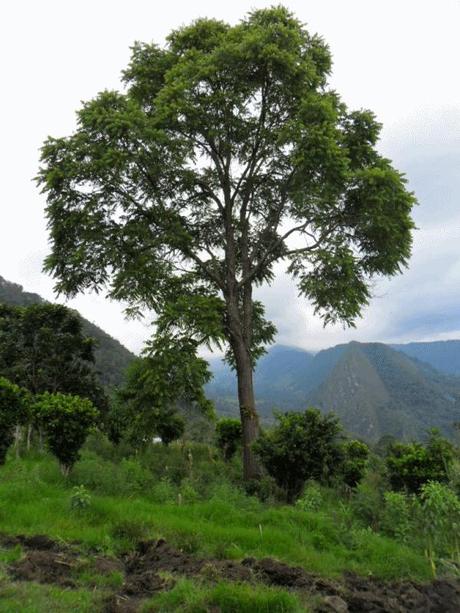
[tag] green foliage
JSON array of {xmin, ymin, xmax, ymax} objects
[
  {"xmin": 38, "ymin": 6, "xmax": 415, "ymax": 480},
  {"xmin": 216, "ymin": 418, "xmax": 242, "ymax": 461},
  {"xmin": 34, "ymin": 393, "xmax": 99, "ymax": 475},
  {"xmin": 0, "ymin": 453, "xmax": 431, "ymax": 581},
  {"xmin": 254, "ymin": 408, "xmax": 343, "ymax": 501},
  {"xmin": 419, "ymin": 481, "xmax": 460, "ymax": 575},
  {"xmin": 0, "ymin": 274, "xmax": 135, "ymax": 389},
  {"xmin": 295, "ymin": 480, "xmax": 323, "ymax": 512},
  {"xmin": 0, "ymin": 303, "xmax": 107, "ymax": 413},
  {"xmin": 0, "ymin": 377, "xmax": 29, "ymax": 464},
  {"xmin": 116, "ymin": 357, "xmax": 211, "ymax": 447},
  {"xmin": 381, "ymin": 491, "xmax": 414, "ymax": 542},
  {"xmin": 386, "ymin": 431, "xmax": 454, "ymax": 493},
  {"xmin": 156, "ymin": 411, "xmax": 186, "ymax": 446},
  {"xmin": 70, "ymin": 485, "xmax": 92, "ymax": 510},
  {"xmin": 340, "ymin": 439, "xmax": 370, "ymax": 488}
]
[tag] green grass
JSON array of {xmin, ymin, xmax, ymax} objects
[
  {"xmin": 0, "ymin": 577, "xmax": 101, "ymax": 613},
  {"xmin": 142, "ymin": 578, "xmax": 306, "ymax": 612},
  {"xmin": 0, "ymin": 453, "xmax": 431, "ymax": 580}
]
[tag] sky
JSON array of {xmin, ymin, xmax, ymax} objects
[{"xmin": 1, "ymin": 0, "xmax": 460, "ymax": 354}]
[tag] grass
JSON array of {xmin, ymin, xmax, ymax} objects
[
  {"xmin": 0, "ymin": 572, "xmax": 101, "ymax": 613},
  {"xmin": 0, "ymin": 452, "xmax": 431, "ymax": 581},
  {"xmin": 142, "ymin": 578, "xmax": 306, "ymax": 612}
]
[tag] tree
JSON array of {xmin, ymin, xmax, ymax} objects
[
  {"xmin": 386, "ymin": 430, "xmax": 454, "ymax": 493},
  {"xmin": 216, "ymin": 417, "xmax": 242, "ymax": 461},
  {"xmin": 34, "ymin": 392, "xmax": 99, "ymax": 476},
  {"xmin": 0, "ymin": 377, "xmax": 29, "ymax": 464},
  {"xmin": 156, "ymin": 410, "xmax": 185, "ymax": 446},
  {"xmin": 340, "ymin": 439, "xmax": 369, "ymax": 488},
  {"xmin": 254, "ymin": 408, "xmax": 343, "ymax": 501},
  {"xmin": 37, "ymin": 7, "xmax": 415, "ymax": 480},
  {"xmin": 0, "ymin": 303, "xmax": 107, "ymax": 412},
  {"xmin": 116, "ymin": 356, "xmax": 211, "ymax": 446}
]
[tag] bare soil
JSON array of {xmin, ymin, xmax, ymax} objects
[{"xmin": 2, "ymin": 534, "xmax": 460, "ymax": 612}]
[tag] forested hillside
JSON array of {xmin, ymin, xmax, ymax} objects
[
  {"xmin": 393, "ymin": 340, "xmax": 460, "ymax": 376},
  {"xmin": 207, "ymin": 342, "xmax": 460, "ymax": 440},
  {"xmin": 0, "ymin": 276, "xmax": 135, "ymax": 387}
]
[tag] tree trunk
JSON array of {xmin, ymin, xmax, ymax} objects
[
  {"xmin": 14, "ymin": 425, "xmax": 22, "ymax": 458},
  {"xmin": 26, "ymin": 424, "xmax": 32, "ymax": 451},
  {"xmin": 233, "ymin": 340, "xmax": 262, "ymax": 481}
]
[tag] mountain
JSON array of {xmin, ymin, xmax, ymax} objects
[
  {"xmin": 308, "ymin": 342, "xmax": 460, "ymax": 441},
  {"xmin": 206, "ymin": 345, "xmax": 315, "ymax": 416},
  {"xmin": 0, "ymin": 276, "xmax": 135, "ymax": 387},
  {"xmin": 392, "ymin": 340, "xmax": 460, "ymax": 376},
  {"xmin": 206, "ymin": 341, "xmax": 460, "ymax": 441}
]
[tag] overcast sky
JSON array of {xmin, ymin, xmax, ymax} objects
[{"xmin": 1, "ymin": 0, "xmax": 460, "ymax": 354}]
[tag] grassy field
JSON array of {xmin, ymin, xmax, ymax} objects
[{"xmin": 0, "ymin": 442, "xmax": 437, "ymax": 612}]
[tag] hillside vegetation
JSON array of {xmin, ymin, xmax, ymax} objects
[
  {"xmin": 0, "ymin": 276, "xmax": 135, "ymax": 388},
  {"xmin": 207, "ymin": 342, "xmax": 460, "ymax": 441},
  {"xmin": 2, "ymin": 433, "xmax": 458, "ymax": 612}
]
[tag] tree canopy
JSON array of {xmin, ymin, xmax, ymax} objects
[
  {"xmin": 0, "ymin": 303, "xmax": 107, "ymax": 412},
  {"xmin": 37, "ymin": 6, "xmax": 415, "ymax": 479}
]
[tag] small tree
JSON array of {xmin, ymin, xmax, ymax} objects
[
  {"xmin": 340, "ymin": 439, "xmax": 370, "ymax": 488},
  {"xmin": 116, "ymin": 356, "xmax": 212, "ymax": 447},
  {"xmin": 0, "ymin": 377, "xmax": 29, "ymax": 464},
  {"xmin": 34, "ymin": 393, "xmax": 99, "ymax": 476},
  {"xmin": 216, "ymin": 418, "xmax": 242, "ymax": 461},
  {"xmin": 254, "ymin": 408, "xmax": 343, "ymax": 502},
  {"xmin": 386, "ymin": 430, "xmax": 454, "ymax": 494}
]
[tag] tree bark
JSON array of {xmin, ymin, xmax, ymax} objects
[{"xmin": 233, "ymin": 338, "xmax": 262, "ymax": 481}]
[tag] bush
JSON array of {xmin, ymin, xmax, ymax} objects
[
  {"xmin": 386, "ymin": 431, "xmax": 454, "ymax": 493},
  {"xmin": 419, "ymin": 481, "xmax": 460, "ymax": 574},
  {"xmin": 254, "ymin": 408, "xmax": 343, "ymax": 502},
  {"xmin": 340, "ymin": 439, "xmax": 369, "ymax": 488},
  {"xmin": 0, "ymin": 377, "xmax": 29, "ymax": 464},
  {"xmin": 216, "ymin": 418, "xmax": 242, "ymax": 461},
  {"xmin": 295, "ymin": 481, "xmax": 323, "ymax": 512},
  {"xmin": 70, "ymin": 485, "xmax": 92, "ymax": 510},
  {"xmin": 381, "ymin": 491, "xmax": 414, "ymax": 542},
  {"xmin": 156, "ymin": 410, "xmax": 186, "ymax": 446},
  {"xmin": 34, "ymin": 393, "xmax": 99, "ymax": 476}
]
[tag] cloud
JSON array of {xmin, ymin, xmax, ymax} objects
[{"xmin": 252, "ymin": 109, "xmax": 460, "ymax": 352}]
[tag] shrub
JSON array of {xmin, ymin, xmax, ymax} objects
[
  {"xmin": 381, "ymin": 491, "xmax": 414, "ymax": 542},
  {"xmin": 295, "ymin": 481, "xmax": 323, "ymax": 512},
  {"xmin": 350, "ymin": 480, "xmax": 384, "ymax": 530},
  {"xmin": 0, "ymin": 377, "xmax": 29, "ymax": 464},
  {"xmin": 340, "ymin": 439, "xmax": 369, "ymax": 488},
  {"xmin": 386, "ymin": 431, "xmax": 454, "ymax": 493},
  {"xmin": 254, "ymin": 408, "xmax": 343, "ymax": 502},
  {"xmin": 419, "ymin": 481, "xmax": 460, "ymax": 574},
  {"xmin": 216, "ymin": 418, "xmax": 242, "ymax": 461},
  {"xmin": 70, "ymin": 485, "xmax": 92, "ymax": 510},
  {"xmin": 156, "ymin": 410, "xmax": 185, "ymax": 446},
  {"xmin": 34, "ymin": 393, "xmax": 99, "ymax": 476}
]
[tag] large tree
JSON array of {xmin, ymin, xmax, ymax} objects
[{"xmin": 38, "ymin": 7, "xmax": 415, "ymax": 480}]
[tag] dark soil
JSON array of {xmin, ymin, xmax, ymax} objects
[{"xmin": 3, "ymin": 534, "xmax": 460, "ymax": 612}]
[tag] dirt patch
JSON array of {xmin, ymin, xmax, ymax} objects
[
  {"xmin": 0, "ymin": 533, "xmax": 67, "ymax": 552},
  {"xmin": 3, "ymin": 534, "xmax": 460, "ymax": 612},
  {"xmin": 9, "ymin": 550, "xmax": 78, "ymax": 587}
]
